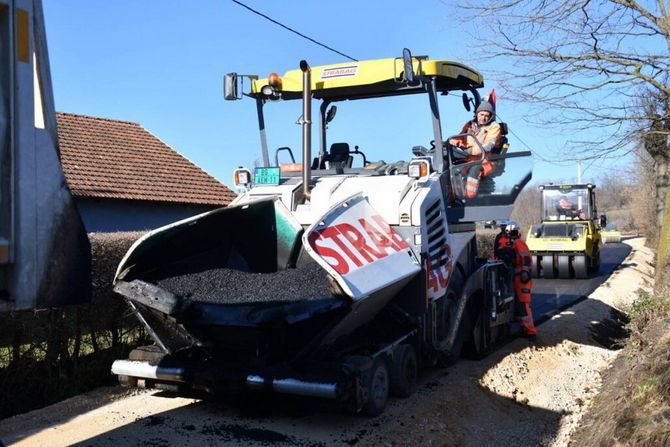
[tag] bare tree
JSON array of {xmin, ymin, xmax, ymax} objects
[
  {"xmin": 511, "ymin": 182, "xmax": 542, "ymax": 233},
  {"xmin": 458, "ymin": 1, "xmax": 668, "ymax": 149},
  {"xmin": 630, "ymin": 146, "xmax": 657, "ymax": 241},
  {"xmin": 457, "ymin": 0, "xmax": 670, "ymax": 277},
  {"xmin": 640, "ymin": 88, "xmax": 670, "ymax": 227}
]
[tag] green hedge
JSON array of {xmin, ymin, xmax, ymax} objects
[{"xmin": 0, "ymin": 232, "xmax": 149, "ymax": 419}]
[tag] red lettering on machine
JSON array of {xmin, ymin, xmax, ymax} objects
[
  {"xmin": 307, "ymin": 214, "xmax": 409, "ymax": 275},
  {"xmin": 426, "ymin": 244, "xmax": 454, "ymax": 298},
  {"xmin": 321, "ymin": 66, "xmax": 358, "ymax": 79}
]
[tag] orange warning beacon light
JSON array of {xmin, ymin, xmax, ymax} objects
[{"xmin": 268, "ymin": 72, "xmax": 282, "ymax": 89}]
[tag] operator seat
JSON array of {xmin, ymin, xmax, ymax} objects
[
  {"xmin": 492, "ymin": 122, "xmax": 509, "ymax": 156},
  {"xmin": 313, "ymin": 143, "xmax": 354, "ymax": 170},
  {"xmin": 451, "ymin": 122, "xmax": 510, "ymax": 199},
  {"xmin": 471, "ymin": 122, "xmax": 511, "ymax": 197},
  {"xmin": 327, "ymin": 143, "xmax": 353, "ymax": 169}
]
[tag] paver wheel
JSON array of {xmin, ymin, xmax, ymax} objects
[
  {"xmin": 465, "ymin": 297, "xmax": 492, "ymax": 360},
  {"xmin": 363, "ymin": 357, "xmax": 390, "ymax": 416},
  {"xmin": 390, "ymin": 344, "xmax": 418, "ymax": 398},
  {"xmin": 436, "ymin": 277, "xmax": 466, "ymax": 367}
]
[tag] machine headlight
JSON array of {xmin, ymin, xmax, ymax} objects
[
  {"xmin": 233, "ymin": 167, "xmax": 253, "ymax": 189},
  {"xmin": 408, "ymin": 159, "xmax": 430, "ymax": 179}
]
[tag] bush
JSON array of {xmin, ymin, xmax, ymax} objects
[
  {"xmin": 0, "ymin": 232, "xmax": 149, "ymax": 419},
  {"xmin": 626, "ymin": 289, "xmax": 670, "ymax": 337},
  {"xmin": 476, "ymin": 229, "xmax": 497, "ymax": 259}
]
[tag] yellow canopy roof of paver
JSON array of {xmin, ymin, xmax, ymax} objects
[{"xmin": 251, "ymin": 57, "xmax": 484, "ymax": 101}]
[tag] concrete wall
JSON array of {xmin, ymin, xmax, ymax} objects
[{"xmin": 74, "ymin": 197, "xmax": 220, "ymax": 232}]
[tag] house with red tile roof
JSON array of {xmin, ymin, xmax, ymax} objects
[{"xmin": 56, "ymin": 112, "xmax": 236, "ymax": 232}]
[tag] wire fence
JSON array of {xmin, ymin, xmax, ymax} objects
[{"xmin": 0, "ymin": 232, "xmax": 150, "ymax": 419}]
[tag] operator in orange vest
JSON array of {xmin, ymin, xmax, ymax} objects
[
  {"xmin": 448, "ymin": 101, "xmax": 502, "ymax": 199},
  {"xmin": 556, "ymin": 195, "xmax": 584, "ymax": 219},
  {"xmin": 506, "ymin": 222, "xmax": 537, "ymax": 338}
]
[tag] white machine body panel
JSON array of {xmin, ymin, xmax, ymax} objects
[
  {"xmin": 231, "ymin": 183, "xmax": 301, "ymax": 210},
  {"xmin": 236, "ymin": 175, "xmax": 414, "ymax": 227}
]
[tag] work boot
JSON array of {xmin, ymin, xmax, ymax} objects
[{"xmin": 523, "ymin": 333, "xmax": 537, "ymax": 343}]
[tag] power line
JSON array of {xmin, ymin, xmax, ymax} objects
[
  {"xmin": 230, "ymin": 0, "xmax": 358, "ymax": 62},
  {"xmin": 494, "ymin": 110, "xmax": 562, "ymax": 164}
]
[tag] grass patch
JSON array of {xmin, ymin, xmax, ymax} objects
[
  {"xmin": 632, "ymin": 378, "xmax": 659, "ymax": 406},
  {"xmin": 624, "ymin": 289, "xmax": 670, "ymax": 362},
  {"xmin": 627, "ymin": 289, "xmax": 670, "ymax": 335},
  {"xmin": 571, "ymin": 289, "xmax": 670, "ymax": 446}
]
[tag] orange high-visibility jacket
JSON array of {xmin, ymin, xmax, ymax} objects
[
  {"xmin": 512, "ymin": 238, "xmax": 532, "ymax": 276},
  {"xmin": 493, "ymin": 232, "xmax": 511, "ymax": 260},
  {"xmin": 450, "ymin": 120, "xmax": 502, "ymax": 157}
]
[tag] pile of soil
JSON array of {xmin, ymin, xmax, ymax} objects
[{"xmin": 361, "ymin": 238, "xmax": 656, "ymax": 447}]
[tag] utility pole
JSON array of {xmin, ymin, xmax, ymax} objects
[{"xmin": 577, "ymin": 160, "xmax": 582, "ymax": 183}]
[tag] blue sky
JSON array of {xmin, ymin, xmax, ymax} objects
[{"xmin": 42, "ymin": 0, "xmax": 632, "ymax": 188}]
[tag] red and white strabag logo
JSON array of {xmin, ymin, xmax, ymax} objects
[
  {"xmin": 320, "ymin": 65, "xmax": 359, "ymax": 79},
  {"xmin": 308, "ymin": 214, "xmax": 409, "ymax": 275},
  {"xmin": 303, "ymin": 194, "xmax": 420, "ymax": 300}
]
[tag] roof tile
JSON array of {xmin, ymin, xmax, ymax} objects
[{"xmin": 56, "ymin": 112, "xmax": 236, "ymax": 206}]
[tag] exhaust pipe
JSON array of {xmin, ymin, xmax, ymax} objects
[
  {"xmin": 246, "ymin": 375, "xmax": 337, "ymax": 399},
  {"xmin": 111, "ymin": 360, "xmax": 186, "ymax": 383},
  {"xmin": 300, "ymin": 60, "xmax": 312, "ymax": 200}
]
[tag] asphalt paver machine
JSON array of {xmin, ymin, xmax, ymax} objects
[{"xmin": 112, "ymin": 50, "xmax": 532, "ymax": 415}]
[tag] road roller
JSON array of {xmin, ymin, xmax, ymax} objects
[{"xmin": 526, "ymin": 184, "xmax": 605, "ymax": 279}]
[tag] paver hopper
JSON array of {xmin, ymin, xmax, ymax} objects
[{"xmin": 113, "ymin": 195, "xmax": 420, "ymax": 365}]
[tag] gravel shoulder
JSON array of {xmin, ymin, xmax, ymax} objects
[
  {"xmin": 0, "ymin": 238, "xmax": 652, "ymax": 447},
  {"xmin": 360, "ymin": 237, "xmax": 653, "ymax": 447}
]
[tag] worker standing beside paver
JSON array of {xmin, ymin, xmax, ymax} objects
[
  {"xmin": 507, "ymin": 223, "xmax": 537, "ymax": 338},
  {"xmin": 493, "ymin": 220, "xmax": 515, "ymax": 318}
]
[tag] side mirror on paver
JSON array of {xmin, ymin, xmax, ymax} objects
[
  {"xmin": 462, "ymin": 93, "xmax": 471, "ymax": 112},
  {"xmin": 224, "ymin": 73, "xmax": 240, "ymax": 100}
]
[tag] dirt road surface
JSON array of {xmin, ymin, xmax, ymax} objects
[{"xmin": 0, "ymin": 238, "xmax": 652, "ymax": 447}]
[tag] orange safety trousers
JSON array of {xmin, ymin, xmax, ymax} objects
[
  {"xmin": 513, "ymin": 276, "xmax": 537, "ymax": 335},
  {"xmin": 463, "ymin": 158, "xmax": 494, "ymax": 199},
  {"xmin": 512, "ymin": 238, "xmax": 537, "ymax": 335}
]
